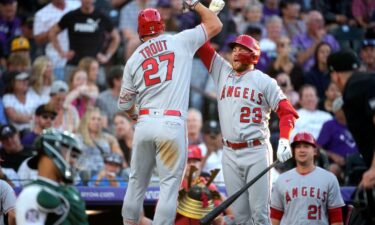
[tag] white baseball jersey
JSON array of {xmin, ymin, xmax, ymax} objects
[
  {"xmin": 119, "ymin": 24, "xmax": 208, "ymax": 113},
  {"xmin": 271, "ymin": 167, "xmax": 345, "ymax": 225},
  {"xmin": 208, "ymin": 55, "xmax": 286, "ymax": 141}
]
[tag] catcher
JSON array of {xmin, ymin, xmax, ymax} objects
[{"xmin": 15, "ymin": 129, "xmax": 88, "ymax": 225}]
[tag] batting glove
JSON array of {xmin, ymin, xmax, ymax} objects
[
  {"xmin": 209, "ymin": 0, "xmax": 225, "ymax": 15},
  {"xmin": 183, "ymin": 0, "xmax": 199, "ymax": 11},
  {"xmin": 277, "ymin": 138, "xmax": 292, "ymax": 163}
]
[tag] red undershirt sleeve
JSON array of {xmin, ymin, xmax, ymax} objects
[
  {"xmin": 196, "ymin": 41, "xmax": 216, "ymax": 71},
  {"xmin": 276, "ymin": 99, "xmax": 299, "ymax": 139}
]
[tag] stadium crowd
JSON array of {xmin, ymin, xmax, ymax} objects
[{"xmin": 0, "ymin": 0, "xmax": 374, "ymax": 222}]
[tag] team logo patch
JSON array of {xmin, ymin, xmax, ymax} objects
[{"xmin": 25, "ymin": 209, "xmax": 39, "ymax": 222}]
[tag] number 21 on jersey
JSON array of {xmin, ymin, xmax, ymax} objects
[
  {"xmin": 142, "ymin": 53, "xmax": 175, "ymax": 86},
  {"xmin": 308, "ymin": 204, "xmax": 321, "ymax": 220}
]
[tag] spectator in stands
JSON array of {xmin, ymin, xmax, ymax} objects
[
  {"xmin": 304, "ymin": 42, "xmax": 332, "ymax": 101},
  {"xmin": 47, "ymin": 80, "xmax": 80, "ymax": 133},
  {"xmin": 258, "ymin": 16, "xmax": 283, "ymax": 70},
  {"xmin": 275, "ymin": 73, "xmax": 299, "ymax": 107},
  {"xmin": 49, "ymin": 0, "xmax": 120, "ymax": 81},
  {"xmin": 351, "ymin": 0, "xmax": 375, "ymax": 29},
  {"xmin": 280, "ymin": 0, "xmax": 305, "ymax": 40},
  {"xmin": 2, "ymin": 71, "xmax": 38, "ymax": 132},
  {"xmin": 114, "ymin": 111, "xmax": 133, "ymax": 168},
  {"xmin": 0, "ymin": 159, "xmax": 20, "ymax": 187},
  {"xmin": 28, "ymin": 56, "xmax": 54, "ymax": 106},
  {"xmin": 65, "ymin": 68, "xmax": 97, "ymax": 118},
  {"xmin": 156, "ymin": 0, "xmax": 180, "ymax": 33},
  {"xmin": 21, "ymin": 104, "xmax": 56, "ymax": 149},
  {"xmin": 0, "ymin": 179, "xmax": 16, "ymax": 225},
  {"xmin": 88, "ymin": 152, "xmax": 127, "ymax": 187},
  {"xmin": 0, "ymin": 124, "xmax": 33, "ymax": 172},
  {"xmin": 78, "ymin": 56, "xmax": 100, "ymax": 93},
  {"xmin": 10, "ymin": 36, "xmax": 30, "ymax": 58},
  {"xmin": 77, "ymin": 107, "xmax": 124, "ymax": 174},
  {"xmin": 318, "ymin": 81, "xmax": 341, "ymax": 114},
  {"xmin": 293, "ymin": 10, "xmax": 339, "ymax": 71},
  {"xmin": 5, "ymin": 52, "xmax": 30, "ymax": 72},
  {"xmin": 96, "ymin": 66, "xmax": 122, "ymax": 132},
  {"xmin": 359, "ymin": 38, "xmax": 375, "ymax": 73},
  {"xmin": 33, "ymin": 0, "xmax": 80, "ymax": 80},
  {"xmin": 266, "ymin": 36, "xmax": 304, "ymax": 92},
  {"xmin": 238, "ymin": 1, "xmax": 263, "ymax": 34},
  {"xmin": 262, "ymin": 0, "xmax": 280, "ymax": 22},
  {"xmin": 0, "ymin": 100, "xmax": 7, "ymax": 124},
  {"xmin": 317, "ymin": 97, "xmax": 358, "ymax": 182},
  {"xmin": 0, "ymin": 0, "xmax": 21, "ymax": 58},
  {"xmin": 119, "ymin": 0, "xmax": 156, "ymax": 60},
  {"xmin": 291, "ymin": 85, "xmax": 332, "ymax": 139},
  {"xmin": 201, "ymin": 120, "xmax": 224, "ymax": 184},
  {"xmin": 187, "ymin": 108, "xmax": 203, "ymax": 145}
]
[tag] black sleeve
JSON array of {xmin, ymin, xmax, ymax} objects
[
  {"xmin": 100, "ymin": 13, "xmax": 114, "ymax": 32},
  {"xmin": 368, "ymin": 76, "xmax": 375, "ymax": 115},
  {"xmin": 58, "ymin": 11, "xmax": 73, "ymax": 30}
]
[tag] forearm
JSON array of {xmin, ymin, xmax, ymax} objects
[
  {"xmin": 34, "ymin": 32, "xmax": 49, "ymax": 45},
  {"xmin": 271, "ymin": 219, "xmax": 280, "ymax": 225},
  {"xmin": 5, "ymin": 108, "xmax": 31, "ymax": 123},
  {"xmin": 194, "ymin": 3, "xmax": 222, "ymax": 39},
  {"xmin": 297, "ymin": 42, "xmax": 318, "ymax": 65},
  {"xmin": 104, "ymin": 29, "xmax": 121, "ymax": 59},
  {"xmin": 48, "ymin": 25, "xmax": 64, "ymax": 55}
]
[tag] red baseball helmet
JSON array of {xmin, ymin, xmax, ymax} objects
[
  {"xmin": 291, "ymin": 132, "xmax": 317, "ymax": 149},
  {"xmin": 188, "ymin": 145, "xmax": 202, "ymax": 160},
  {"xmin": 137, "ymin": 8, "xmax": 165, "ymax": 39},
  {"xmin": 229, "ymin": 35, "xmax": 261, "ymax": 65}
]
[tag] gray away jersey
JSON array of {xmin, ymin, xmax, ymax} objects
[
  {"xmin": 271, "ymin": 167, "xmax": 345, "ymax": 225},
  {"xmin": 208, "ymin": 54, "xmax": 286, "ymax": 141},
  {"xmin": 120, "ymin": 24, "xmax": 207, "ymax": 113}
]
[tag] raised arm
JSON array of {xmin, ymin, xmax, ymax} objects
[{"xmin": 183, "ymin": 0, "xmax": 223, "ymax": 40}]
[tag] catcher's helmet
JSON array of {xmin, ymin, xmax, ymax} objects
[
  {"xmin": 34, "ymin": 128, "xmax": 82, "ymax": 183},
  {"xmin": 291, "ymin": 132, "xmax": 317, "ymax": 149},
  {"xmin": 137, "ymin": 8, "xmax": 165, "ymax": 39},
  {"xmin": 229, "ymin": 35, "xmax": 261, "ymax": 65}
]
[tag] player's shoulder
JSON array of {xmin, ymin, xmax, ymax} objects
[
  {"xmin": 275, "ymin": 168, "xmax": 297, "ymax": 183},
  {"xmin": 314, "ymin": 167, "xmax": 337, "ymax": 179},
  {"xmin": 247, "ymin": 69, "xmax": 275, "ymax": 82},
  {"xmin": 17, "ymin": 185, "xmax": 42, "ymax": 204}
]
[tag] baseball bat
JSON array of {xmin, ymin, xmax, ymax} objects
[{"xmin": 200, "ymin": 159, "xmax": 280, "ymax": 225}]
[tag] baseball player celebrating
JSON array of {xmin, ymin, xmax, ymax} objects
[
  {"xmin": 117, "ymin": 2, "xmax": 222, "ymax": 225},
  {"xmin": 196, "ymin": 5, "xmax": 298, "ymax": 224},
  {"xmin": 15, "ymin": 129, "xmax": 88, "ymax": 225},
  {"xmin": 270, "ymin": 132, "xmax": 345, "ymax": 225}
]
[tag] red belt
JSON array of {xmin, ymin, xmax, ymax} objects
[
  {"xmin": 223, "ymin": 139, "xmax": 262, "ymax": 150},
  {"xmin": 139, "ymin": 109, "xmax": 182, "ymax": 117}
]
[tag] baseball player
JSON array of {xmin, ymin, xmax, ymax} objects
[
  {"xmin": 270, "ymin": 132, "xmax": 345, "ymax": 225},
  {"xmin": 15, "ymin": 128, "xmax": 88, "ymax": 225},
  {"xmin": 117, "ymin": 1, "xmax": 223, "ymax": 224},
  {"xmin": 196, "ymin": 10, "xmax": 298, "ymax": 225}
]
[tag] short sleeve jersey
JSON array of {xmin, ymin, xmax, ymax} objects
[
  {"xmin": 119, "ymin": 24, "xmax": 207, "ymax": 113},
  {"xmin": 271, "ymin": 167, "xmax": 345, "ymax": 225},
  {"xmin": 208, "ymin": 54, "xmax": 286, "ymax": 141}
]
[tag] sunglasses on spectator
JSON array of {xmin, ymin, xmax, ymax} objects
[
  {"xmin": 278, "ymin": 42, "xmax": 290, "ymax": 48},
  {"xmin": 41, "ymin": 114, "xmax": 56, "ymax": 120}
]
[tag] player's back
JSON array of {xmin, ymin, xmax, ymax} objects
[{"xmin": 124, "ymin": 32, "xmax": 200, "ymax": 113}]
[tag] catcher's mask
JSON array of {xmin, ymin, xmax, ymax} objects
[
  {"xmin": 229, "ymin": 34, "xmax": 261, "ymax": 65},
  {"xmin": 32, "ymin": 128, "xmax": 82, "ymax": 184},
  {"xmin": 137, "ymin": 8, "xmax": 165, "ymax": 40}
]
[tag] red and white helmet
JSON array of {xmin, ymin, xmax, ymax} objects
[
  {"xmin": 137, "ymin": 8, "xmax": 165, "ymax": 39},
  {"xmin": 291, "ymin": 132, "xmax": 317, "ymax": 149},
  {"xmin": 229, "ymin": 35, "xmax": 261, "ymax": 65}
]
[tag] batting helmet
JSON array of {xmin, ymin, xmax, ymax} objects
[
  {"xmin": 291, "ymin": 132, "xmax": 317, "ymax": 149},
  {"xmin": 188, "ymin": 145, "xmax": 202, "ymax": 160},
  {"xmin": 229, "ymin": 35, "xmax": 261, "ymax": 65},
  {"xmin": 137, "ymin": 8, "xmax": 165, "ymax": 39}
]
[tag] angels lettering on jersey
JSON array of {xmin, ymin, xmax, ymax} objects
[{"xmin": 284, "ymin": 186, "xmax": 328, "ymax": 205}]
